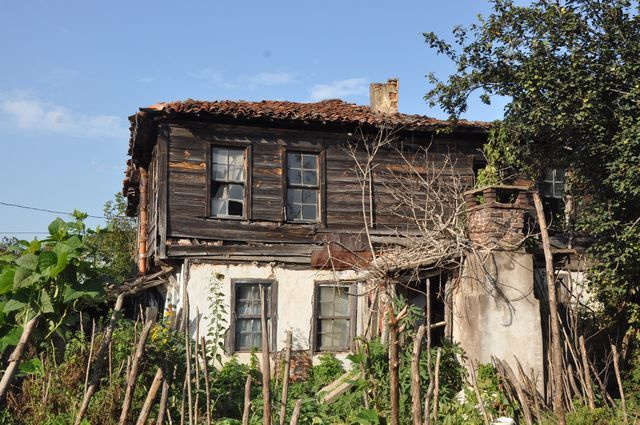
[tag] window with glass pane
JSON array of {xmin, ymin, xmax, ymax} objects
[
  {"xmin": 541, "ymin": 168, "xmax": 565, "ymax": 199},
  {"xmin": 316, "ymin": 285, "xmax": 351, "ymax": 351},
  {"xmin": 234, "ymin": 283, "xmax": 272, "ymax": 351},
  {"xmin": 211, "ymin": 147, "xmax": 245, "ymax": 217},
  {"xmin": 286, "ymin": 152, "xmax": 319, "ymax": 221}
]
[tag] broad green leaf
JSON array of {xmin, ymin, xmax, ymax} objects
[
  {"xmin": 0, "ymin": 253, "xmax": 17, "ymax": 263},
  {"xmin": 0, "ymin": 326, "xmax": 22, "ymax": 352},
  {"xmin": 40, "ymin": 290, "xmax": 54, "ymax": 314},
  {"xmin": 18, "ymin": 357, "xmax": 43, "ymax": 376},
  {"xmin": 15, "ymin": 253, "xmax": 38, "ymax": 271},
  {"xmin": 49, "ymin": 252, "xmax": 68, "ymax": 279},
  {"xmin": 37, "ymin": 251, "xmax": 57, "ymax": 272},
  {"xmin": 48, "ymin": 218, "xmax": 66, "ymax": 239},
  {"xmin": 0, "ymin": 268, "xmax": 15, "ymax": 295},
  {"xmin": 13, "ymin": 267, "xmax": 39, "ymax": 289},
  {"xmin": 3, "ymin": 299, "xmax": 26, "ymax": 313},
  {"xmin": 63, "ymin": 280, "xmax": 104, "ymax": 303}
]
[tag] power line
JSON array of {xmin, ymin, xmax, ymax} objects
[
  {"xmin": 0, "ymin": 201, "xmax": 108, "ymax": 219},
  {"xmin": 0, "ymin": 232, "xmax": 49, "ymax": 234}
]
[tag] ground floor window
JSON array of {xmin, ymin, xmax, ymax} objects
[
  {"xmin": 314, "ymin": 282, "xmax": 356, "ymax": 352},
  {"xmin": 230, "ymin": 280, "xmax": 277, "ymax": 352}
]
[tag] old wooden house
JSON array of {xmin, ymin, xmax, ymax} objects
[{"xmin": 123, "ymin": 79, "xmax": 553, "ymax": 383}]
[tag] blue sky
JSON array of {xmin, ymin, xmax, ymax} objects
[{"xmin": 0, "ymin": 0, "xmax": 507, "ymax": 239}]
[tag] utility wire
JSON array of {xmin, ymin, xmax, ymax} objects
[
  {"xmin": 0, "ymin": 201, "xmax": 119, "ymax": 220},
  {"xmin": 0, "ymin": 232, "xmax": 49, "ymax": 234}
]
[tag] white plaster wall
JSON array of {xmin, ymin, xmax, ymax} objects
[
  {"xmin": 452, "ymin": 251, "xmax": 544, "ymax": 392},
  {"xmin": 165, "ymin": 262, "xmax": 361, "ymax": 366}
]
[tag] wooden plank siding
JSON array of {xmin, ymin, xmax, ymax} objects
[{"xmin": 152, "ymin": 121, "xmax": 483, "ymax": 258}]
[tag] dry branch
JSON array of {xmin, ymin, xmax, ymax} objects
[
  {"xmin": 279, "ymin": 331, "xmax": 293, "ymax": 425},
  {"xmin": 0, "ymin": 313, "xmax": 41, "ymax": 400}
]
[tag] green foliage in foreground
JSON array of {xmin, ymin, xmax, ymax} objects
[{"xmin": 425, "ymin": 0, "xmax": 640, "ymax": 331}]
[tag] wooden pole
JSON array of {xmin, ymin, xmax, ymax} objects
[
  {"xmin": 432, "ymin": 347, "xmax": 442, "ymax": 422},
  {"xmin": 533, "ymin": 192, "xmax": 566, "ymax": 425},
  {"xmin": 289, "ymin": 399, "xmax": 302, "ymax": 425},
  {"xmin": 76, "ymin": 293, "xmax": 124, "ymax": 424},
  {"xmin": 279, "ymin": 331, "xmax": 293, "ymax": 425},
  {"xmin": 201, "ymin": 337, "xmax": 212, "ymax": 425},
  {"xmin": 242, "ymin": 374, "xmax": 252, "ymax": 425},
  {"xmin": 387, "ymin": 301, "xmax": 399, "ymax": 425},
  {"xmin": 611, "ymin": 344, "xmax": 628, "ymax": 424},
  {"xmin": 468, "ymin": 360, "xmax": 490, "ymax": 425},
  {"xmin": 118, "ymin": 308, "xmax": 156, "ymax": 425},
  {"xmin": 0, "ymin": 313, "xmax": 41, "ymax": 400},
  {"xmin": 83, "ymin": 319, "xmax": 96, "ymax": 395},
  {"xmin": 157, "ymin": 362, "xmax": 171, "ymax": 425},
  {"xmin": 185, "ymin": 313, "xmax": 194, "ymax": 425},
  {"xmin": 260, "ymin": 284, "xmax": 272, "ymax": 425},
  {"xmin": 579, "ymin": 336, "xmax": 595, "ymax": 409},
  {"xmin": 136, "ymin": 367, "xmax": 164, "ymax": 425},
  {"xmin": 194, "ymin": 308, "xmax": 200, "ymax": 425},
  {"xmin": 411, "ymin": 325, "xmax": 426, "ymax": 425},
  {"xmin": 423, "ymin": 278, "xmax": 435, "ymax": 425}
]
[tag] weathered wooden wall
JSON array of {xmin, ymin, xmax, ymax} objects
[{"xmin": 146, "ymin": 120, "xmax": 483, "ymax": 260}]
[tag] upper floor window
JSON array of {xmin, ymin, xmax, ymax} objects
[
  {"xmin": 286, "ymin": 152, "xmax": 319, "ymax": 222},
  {"xmin": 540, "ymin": 168, "xmax": 565, "ymax": 199},
  {"xmin": 211, "ymin": 146, "xmax": 246, "ymax": 218}
]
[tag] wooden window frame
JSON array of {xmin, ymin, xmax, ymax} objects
[
  {"xmin": 283, "ymin": 147, "xmax": 325, "ymax": 224},
  {"xmin": 228, "ymin": 279, "xmax": 278, "ymax": 353},
  {"xmin": 206, "ymin": 141, "xmax": 253, "ymax": 220},
  {"xmin": 310, "ymin": 281, "xmax": 357, "ymax": 353}
]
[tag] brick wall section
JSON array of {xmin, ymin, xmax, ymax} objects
[
  {"xmin": 273, "ymin": 350, "xmax": 313, "ymax": 382},
  {"xmin": 464, "ymin": 186, "xmax": 530, "ymax": 250}
]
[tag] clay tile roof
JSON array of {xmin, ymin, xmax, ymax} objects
[{"xmin": 142, "ymin": 98, "xmax": 490, "ymax": 130}]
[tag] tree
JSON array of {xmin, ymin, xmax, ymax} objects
[
  {"xmin": 88, "ymin": 193, "xmax": 137, "ymax": 283},
  {"xmin": 0, "ymin": 214, "xmax": 106, "ymax": 398},
  {"xmin": 425, "ymin": 0, "xmax": 640, "ymax": 333}
]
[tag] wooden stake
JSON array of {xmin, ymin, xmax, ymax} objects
[
  {"xmin": 76, "ymin": 293, "xmax": 124, "ymax": 424},
  {"xmin": 432, "ymin": 347, "xmax": 442, "ymax": 423},
  {"xmin": 260, "ymin": 284, "xmax": 272, "ymax": 425},
  {"xmin": 118, "ymin": 308, "xmax": 156, "ymax": 425},
  {"xmin": 83, "ymin": 318, "xmax": 96, "ymax": 396},
  {"xmin": 279, "ymin": 331, "xmax": 293, "ymax": 425},
  {"xmin": 0, "ymin": 313, "xmax": 41, "ymax": 400},
  {"xmin": 533, "ymin": 192, "xmax": 566, "ymax": 425},
  {"xmin": 201, "ymin": 337, "xmax": 212, "ymax": 425},
  {"xmin": 242, "ymin": 374, "xmax": 252, "ymax": 425},
  {"xmin": 157, "ymin": 362, "xmax": 171, "ymax": 425},
  {"xmin": 136, "ymin": 366, "xmax": 164, "ymax": 425},
  {"xmin": 411, "ymin": 325, "xmax": 426, "ymax": 425},
  {"xmin": 387, "ymin": 302, "xmax": 399, "ymax": 425},
  {"xmin": 194, "ymin": 308, "xmax": 200, "ymax": 425},
  {"xmin": 611, "ymin": 344, "xmax": 628, "ymax": 424},
  {"xmin": 468, "ymin": 360, "xmax": 490, "ymax": 425},
  {"xmin": 289, "ymin": 399, "xmax": 302, "ymax": 425},
  {"xmin": 579, "ymin": 336, "xmax": 595, "ymax": 409},
  {"xmin": 185, "ymin": 312, "xmax": 194, "ymax": 425}
]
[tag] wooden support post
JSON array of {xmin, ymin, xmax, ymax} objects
[
  {"xmin": 0, "ymin": 313, "xmax": 41, "ymax": 400},
  {"xmin": 242, "ymin": 374, "xmax": 252, "ymax": 425},
  {"xmin": 289, "ymin": 399, "xmax": 302, "ymax": 425},
  {"xmin": 260, "ymin": 284, "xmax": 272, "ymax": 425},
  {"xmin": 387, "ymin": 302, "xmax": 399, "ymax": 425},
  {"xmin": 411, "ymin": 325, "xmax": 426, "ymax": 425},
  {"xmin": 157, "ymin": 363, "xmax": 171, "ymax": 425},
  {"xmin": 279, "ymin": 331, "xmax": 293, "ymax": 425},
  {"xmin": 75, "ymin": 293, "xmax": 124, "ymax": 425},
  {"xmin": 533, "ymin": 192, "xmax": 566, "ymax": 425},
  {"xmin": 432, "ymin": 347, "xmax": 442, "ymax": 423},
  {"xmin": 118, "ymin": 307, "xmax": 157, "ymax": 425},
  {"xmin": 194, "ymin": 308, "xmax": 200, "ymax": 425},
  {"xmin": 579, "ymin": 336, "xmax": 595, "ymax": 409},
  {"xmin": 611, "ymin": 344, "xmax": 628, "ymax": 424},
  {"xmin": 136, "ymin": 367, "xmax": 164, "ymax": 425},
  {"xmin": 201, "ymin": 337, "xmax": 212, "ymax": 425},
  {"xmin": 468, "ymin": 360, "xmax": 490, "ymax": 425}
]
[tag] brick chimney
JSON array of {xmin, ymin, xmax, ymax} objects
[{"xmin": 370, "ymin": 78, "xmax": 398, "ymax": 115}]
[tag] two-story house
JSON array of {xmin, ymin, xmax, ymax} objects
[{"xmin": 123, "ymin": 80, "xmax": 549, "ymax": 384}]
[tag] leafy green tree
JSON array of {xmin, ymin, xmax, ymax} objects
[
  {"xmin": 0, "ymin": 214, "xmax": 106, "ymax": 397},
  {"xmin": 425, "ymin": 0, "xmax": 640, "ymax": 328},
  {"xmin": 88, "ymin": 193, "xmax": 137, "ymax": 283}
]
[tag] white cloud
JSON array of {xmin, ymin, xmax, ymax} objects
[
  {"xmin": 308, "ymin": 78, "xmax": 368, "ymax": 101},
  {"xmin": 188, "ymin": 69, "xmax": 295, "ymax": 90},
  {"xmin": 0, "ymin": 95, "xmax": 127, "ymax": 140},
  {"xmin": 242, "ymin": 72, "xmax": 295, "ymax": 88}
]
